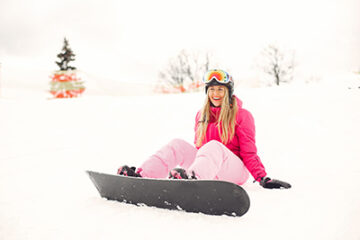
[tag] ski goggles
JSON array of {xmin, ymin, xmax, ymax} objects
[{"xmin": 203, "ymin": 69, "xmax": 232, "ymax": 84}]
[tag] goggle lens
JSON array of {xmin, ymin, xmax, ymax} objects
[{"xmin": 203, "ymin": 69, "xmax": 231, "ymax": 84}]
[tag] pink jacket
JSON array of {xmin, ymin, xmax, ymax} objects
[{"xmin": 194, "ymin": 96, "xmax": 267, "ymax": 181}]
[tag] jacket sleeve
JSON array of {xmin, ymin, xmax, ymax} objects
[{"xmin": 236, "ymin": 109, "xmax": 267, "ymax": 181}]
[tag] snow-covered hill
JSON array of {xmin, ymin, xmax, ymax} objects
[{"xmin": 0, "ymin": 85, "xmax": 359, "ymax": 240}]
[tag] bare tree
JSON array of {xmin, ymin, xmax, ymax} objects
[
  {"xmin": 261, "ymin": 44, "xmax": 295, "ymax": 86},
  {"xmin": 158, "ymin": 49, "xmax": 213, "ymax": 92}
]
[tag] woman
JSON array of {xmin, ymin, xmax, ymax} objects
[{"xmin": 118, "ymin": 69, "xmax": 291, "ymax": 189}]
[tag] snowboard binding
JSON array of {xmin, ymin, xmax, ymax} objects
[{"xmin": 169, "ymin": 168, "xmax": 197, "ymax": 180}]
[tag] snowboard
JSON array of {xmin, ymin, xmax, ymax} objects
[{"xmin": 86, "ymin": 170, "xmax": 250, "ymax": 217}]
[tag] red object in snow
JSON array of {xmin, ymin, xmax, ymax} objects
[{"xmin": 49, "ymin": 71, "xmax": 85, "ymax": 98}]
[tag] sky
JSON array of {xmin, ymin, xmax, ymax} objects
[{"xmin": 0, "ymin": 0, "xmax": 359, "ymax": 90}]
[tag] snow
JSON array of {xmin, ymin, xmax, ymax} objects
[{"xmin": 1, "ymin": 84, "xmax": 360, "ymax": 240}]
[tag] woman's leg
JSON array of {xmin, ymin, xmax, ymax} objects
[
  {"xmin": 188, "ymin": 140, "xmax": 249, "ymax": 185},
  {"xmin": 139, "ymin": 139, "xmax": 197, "ymax": 178}
]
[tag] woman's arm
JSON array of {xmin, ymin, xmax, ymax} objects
[
  {"xmin": 236, "ymin": 109, "xmax": 291, "ymax": 189},
  {"xmin": 236, "ymin": 109, "xmax": 267, "ymax": 182}
]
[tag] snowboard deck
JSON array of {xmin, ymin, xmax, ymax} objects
[{"xmin": 87, "ymin": 170, "xmax": 250, "ymax": 217}]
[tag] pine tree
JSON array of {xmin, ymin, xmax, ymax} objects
[{"xmin": 55, "ymin": 38, "xmax": 76, "ymax": 71}]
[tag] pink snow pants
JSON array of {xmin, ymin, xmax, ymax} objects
[{"xmin": 139, "ymin": 139, "xmax": 249, "ymax": 185}]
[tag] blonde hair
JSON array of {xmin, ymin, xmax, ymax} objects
[{"xmin": 196, "ymin": 87, "xmax": 238, "ymax": 147}]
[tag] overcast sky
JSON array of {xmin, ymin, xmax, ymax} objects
[{"xmin": 0, "ymin": 0, "xmax": 359, "ymax": 88}]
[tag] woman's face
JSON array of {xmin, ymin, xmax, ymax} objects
[{"xmin": 208, "ymin": 85, "xmax": 226, "ymax": 107}]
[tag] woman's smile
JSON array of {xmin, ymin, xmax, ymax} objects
[{"xmin": 208, "ymin": 86, "xmax": 225, "ymax": 107}]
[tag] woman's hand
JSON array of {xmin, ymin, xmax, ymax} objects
[{"xmin": 260, "ymin": 177, "xmax": 291, "ymax": 189}]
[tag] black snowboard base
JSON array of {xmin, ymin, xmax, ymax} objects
[{"xmin": 87, "ymin": 170, "xmax": 250, "ymax": 217}]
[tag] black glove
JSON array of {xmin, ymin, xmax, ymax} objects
[
  {"xmin": 117, "ymin": 165, "xmax": 142, "ymax": 177},
  {"xmin": 260, "ymin": 177, "xmax": 291, "ymax": 189}
]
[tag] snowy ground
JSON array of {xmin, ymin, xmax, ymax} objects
[{"xmin": 1, "ymin": 84, "xmax": 360, "ymax": 240}]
